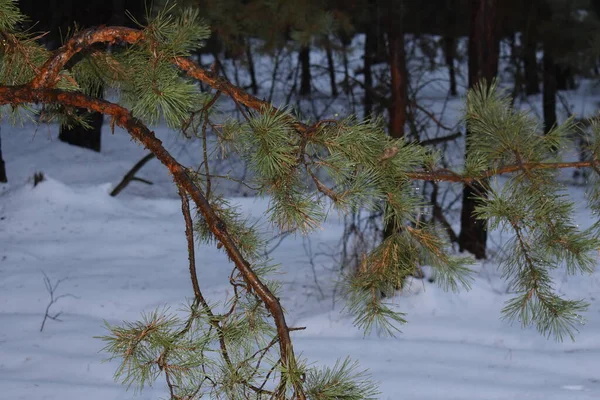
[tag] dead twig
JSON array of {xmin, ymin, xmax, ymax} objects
[
  {"xmin": 40, "ymin": 272, "xmax": 78, "ymax": 332},
  {"xmin": 110, "ymin": 152, "xmax": 155, "ymax": 196}
]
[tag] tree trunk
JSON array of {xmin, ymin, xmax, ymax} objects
[
  {"xmin": 0, "ymin": 128, "xmax": 7, "ymax": 183},
  {"xmin": 382, "ymin": 4, "xmax": 408, "ymax": 244},
  {"xmin": 444, "ymin": 0, "xmax": 458, "ymax": 97},
  {"xmin": 523, "ymin": 40, "xmax": 539, "ymax": 95},
  {"xmin": 523, "ymin": 0, "xmax": 540, "ymax": 95},
  {"xmin": 58, "ymin": 63, "xmax": 104, "ymax": 152},
  {"xmin": 18, "ymin": 0, "xmax": 145, "ymax": 153},
  {"xmin": 542, "ymin": 43, "xmax": 557, "ymax": 134},
  {"xmin": 339, "ymin": 31, "xmax": 351, "ymax": 95},
  {"xmin": 388, "ymin": 22, "xmax": 407, "ymax": 139},
  {"xmin": 59, "ymin": 110, "xmax": 103, "ymax": 152},
  {"xmin": 246, "ymin": 40, "xmax": 258, "ymax": 95},
  {"xmin": 364, "ymin": 26, "xmax": 375, "ymax": 118},
  {"xmin": 299, "ymin": 46, "xmax": 311, "ymax": 96},
  {"xmin": 443, "ymin": 36, "xmax": 458, "ymax": 96},
  {"xmin": 508, "ymin": 34, "xmax": 522, "ymax": 99},
  {"xmin": 325, "ymin": 35, "xmax": 338, "ymax": 97},
  {"xmin": 555, "ymin": 64, "xmax": 574, "ymax": 91},
  {"xmin": 459, "ymin": 0, "xmax": 500, "ymax": 260}
]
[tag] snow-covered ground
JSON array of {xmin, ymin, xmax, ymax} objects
[
  {"xmin": 3, "ymin": 33, "xmax": 600, "ymax": 399},
  {"xmin": 1, "ymin": 113, "xmax": 600, "ymax": 400}
]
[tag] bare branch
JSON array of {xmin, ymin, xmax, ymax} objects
[
  {"xmin": 419, "ymin": 132, "xmax": 461, "ymax": 146},
  {"xmin": 110, "ymin": 152, "xmax": 156, "ymax": 196},
  {"xmin": 40, "ymin": 272, "xmax": 78, "ymax": 332}
]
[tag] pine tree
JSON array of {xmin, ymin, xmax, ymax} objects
[
  {"xmin": 1, "ymin": 1, "xmax": 599, "ymax": 398},
  {"xmin": 459, "ymin": 0, "xmax": 500, "ymax": 260},
  {"xmin": 386, "ymin": 1, "xmax": 408, "ymax": 139}
]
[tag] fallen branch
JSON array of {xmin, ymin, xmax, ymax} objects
[
  {"xmin": 110, "ymin": 152, "xmax": 156, "ymax": 196},
  {"xmin": 40, "ymin": 272, "xmax": 78, "ymax": 332}
]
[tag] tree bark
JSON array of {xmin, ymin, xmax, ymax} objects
[
  {"xmin": 339, "ymin": 31, "xmax": 351, "ymax": 95},
  {"xmin": 299, "ymin": 46, "xmax": 311, "ymax": 96},
  {"xmin": 325, "ymin": 35, "xmax": 338, "ymax": 97},
  {"xmin": 459, "ymin": 0, "xmax": 500, "ymax": 260},
  {"xmin": 364, "ymin": 26, "xmax": 375, "ymax": 118},
  {"xmin": 523, "ymin": 40, "xmax": 539, "ymax": 95},
  {"xmin": 523, "ymin": 0, "xmax": 540, "ymax": 95},
  {"xmin": 542, "ymin": 42, "xmax": 557, "ymax": 134},
  {"xmin": 444, "ymin": 0, "xmax": 458, "ymax": 96},
  {"xmin": 382, "ymin": 3, "xmax": 409, "ymax": 246},
  {"xmin": 388, "ymin": 20, "xmax": 407, "ymax": 139},
  {"xmin": 245, "ymin": 40, "xmax": 258, "ymax": 95},
  {"xmin": 443, "ymin": 36, "xmax": 458, "ymax": 96}
]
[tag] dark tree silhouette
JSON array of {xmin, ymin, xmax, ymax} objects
[
  {"xmin": 523, "ymin": 0, "xmax": 541, "ymax": 95},
  {"xmin": 18, "ymin": 0, "xmax": 144, "ymax": 152},
  {"xmin": 459, "ymin": 0, "xmax": 500, "ymax": 259}
]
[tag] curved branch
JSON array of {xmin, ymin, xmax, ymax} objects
[
  {"xmin": 173, "ymin": 57, "xmax": 310, "ymax": 134},
  {"xmin": 30, "ymin": 27, "xmax": 143, "ymax": 89},
  {"xmin": 33, "ymin": 26, "xmax": 598, "ymax": 190},
  {"xmin": 27, "ymin": 25, "xmax": 311, "ymax": 136},
  {"xmin": 26, "ymin": 25, "xmax": 600, "ymax": 185},
  {"xmin": 0, "ymin": 86, "xmax": 303, "ymax": 398}
]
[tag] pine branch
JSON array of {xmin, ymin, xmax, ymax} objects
[
  {"xmin": 2, "ymin": 13, "xmax": 597, "ymax": 392},
  {"xmin": 177, "ymin": 188, "xmax": 271, "ymax": 396},
  {"xmin": 23, "ymin": 25, "xmax": 309, "ymax": 132},
  {"xmin": 0, "ymin": 85, "xmax": 305, "ymax": 399},
  {"xmin": 22, "ymin": 25, "xmax": 600, "ymax": 190},
  {"xmin": 30, "ymin": 27, "xmax": 144, "ymax": 89}
]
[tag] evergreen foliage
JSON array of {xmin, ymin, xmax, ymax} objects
[
  {"xmin": 181, "ymin": 0, "xmax": 352, "ymax": 54},
  {"xmin": 1, "ymin": 1, "xmax": 599, "ymax": 398},
  {"xmin": 468, "ymin": 82, "xmax": 594, "ymax": 340}
]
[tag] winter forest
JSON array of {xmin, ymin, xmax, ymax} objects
[{"xmin": 1, "ymin": 0, "xmax": 600, "ymax": 398}]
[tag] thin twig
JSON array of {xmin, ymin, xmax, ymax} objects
[
  {"xmin": 40, "ymin": 272, "xmax": 78, "ymax": 332},
  {"xmin": 419, "ymin": 131, "xmax": 461, "ymax": 146},
  {"xmin": 201, "ymin": 92, "xmax": 221, "ymax": 199},
  {"xmin": 411, "ymin": 101, "xmax": 455, "ymax": 131}
]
